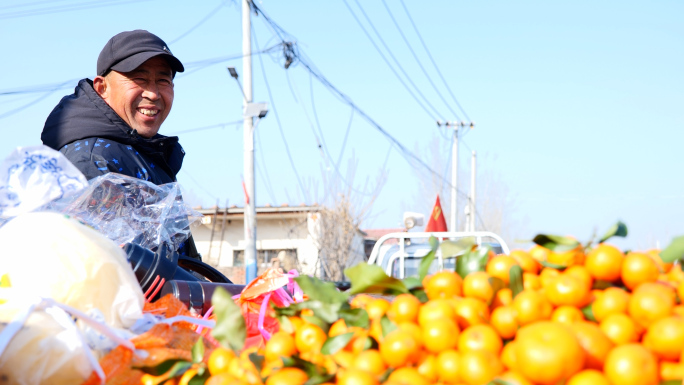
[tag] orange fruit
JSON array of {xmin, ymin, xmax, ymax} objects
[
  {"xmin": 336, "ymin": 368, "xmax": 379, "ymax": 385},
  {"xmin": 565, "ymin": 265, "xmax": 593, "ymax": 288},
  {"xmin": 522, "ymin": 273, "xmax": 541, "ymax": 290},
  {"xmin": 379, "ymin": 329, "xmax": 420, "ymax": 367},
  {"xmin": 660, "ymin": 361, "xmax": 684, "ymax": 381},
  {"xmin": 329, "ymin": 319, "xmax": 349, "ymax": 337},
  {"xmin": 592, "ymin": 287, "xmax": 630, "ymax": 322},
  {"xmin": 265, "ymin": 367, "xmax": 308, "ymax": 385},
  {"xmin": 178, "ymin": 368, "xmax": 199, "ymax": 385},
  {"xmin": 603, "ymin": 344, "xmax": 659, "ymax": 385},
  {"xmin": 490, "ymin": 305, "xmax": 519, "ymax": 339},
  {"xmin": 345, "ymin": 329, "xmax": 371, "ymax": 355},
  {"xmin": 286, "ymin": 316, "xmax": 304, "ymax": 335},
  {"xmin": 514, "ymin": 321, "xmax": 585, "ymax": 385},
  {"xmin": 422, "ymin": 319, "xmax": 460, "ymax": 353},
  {"xmin": 500, "ymin": 341, "xmax": 517, "ymax": 370},
  {"xmin": 510, "ymin": 249, "xmax": 541, "ymax": 274},
  {"xmin": 435, "ymin": 349, "xmax": 461, "ymax": 384},
  {"xmin": 539, "ymin": 268, "xmax": 561, "ymax": 289},
  {"xmin": 416, "ymin": 353, "xmax": 438, "ymax": 382},
  {"xmin": 567, "ymin": 321, "xmax": 614, "ymax": 370},
  {"xmin": 350, "ymin": 294, "xmax": 374, "ymax": 309},
  {"xmin": 387, "ymin": 294, "xmax": 422, "ymax": 324},
  {"xmin": 491, "ymin": 288, "xmax": 513, "ymax": 310},
  {"xmin": 566, "ymin": 369, "xmax": 610, "ymax": 385},
  {"xmin": 463, "ymin": 271, "xmax": 496, "ymax": 303},
  {"xmin": 486, "ymin": 255, "xmax": 519, "ymax": 284},
  {"xmin": 425, "ymin": 271, "xmax": 463, "ymax": 299},
  {"xmin": 365, "ymin": 298, "xmax": 390, "ymax": 321},
  {"xmin": 647, "ymin": 249, "xmax": 672, "ymax": 273},
  {"xmin": 264, "ymin": 331, "xmax": 297, "ymax": 362},
  {"xmin": 673, "ymin": 304, "xmax": 684, "ymax": 318},
  {"xmin": 621, "ymin": 252, "xmax": 660, "ymax": 290},
  {"xmin": 351, "ymin": 349, "xmax": 386, "ymax": 376},
  {"xmin": 643, "ymin": 316, "xmax": 684, "ymax": 360},
  {"xmin": 386, "ymin": 367, "xmax": 430, "ymax": 385},
  {"xmin": 512, "ymin": 290, "xmax": 552, "ymax": 326},
  {"xmin": 458, "ymin": 350, "xmax": 503, "ymax": 385},
  {"xmin": 418, "ymin": 298, "xmax": 456, "ymax": 326},
  {"xmin": 544, "ymin": 273, "xmax": 591, "ymax": 307},
  {"xmin": 585, "ymin": 244, "xmax": 624, "ymax": 282},
  {"xmin": 628, "ymin": 282, "xmax": 675, "ymax": 329},
  {"xmin": 332, "ymin": 350, "xmax": 354, "ymax": 369},
  {"xmin": 551, "ymin": 305, "xmax": 585, "ymax": 325},
  {"xmin": 295, "ymin": 323, "xmax": 327, "ymax": 354},
  {"xmin": 261, "ymin": 358, "xmax": 284, "ymax": 377},
  {"xmin": 494, "ymin": 370, "xmax": 533, "ymax": 385},
  {"xmin": 668, "ymin": 266, "xmax": 684, "ymax": 284},
  {"xmin": 547, "ymin": 246, "xmax": 585, "ymax": 267},
  {"xmin": 204, "ymin": 373, "xmax": 239, "ymax": 385},
  {"xmin": 528, "ymin": 245, "xmax": 551, "ymax": 263},
  {"xmin": 397, "ymin": 322, "xmax": 423, "ymax": 347},
  {"xmin": 457, "ymin": 324, "xmax": 503, "ymax": 356},
  {"xmin": 453, "ymin": 297, "xmax": 490, "ymax": 329},
  {"xmin": 599, "ymin": 313, "xmax": 639, "ymax": 345},
  {"xmin": 207, "ymin": 347, "xmax": 236, "ymax": 375},
  {"xmin": 369, "ymin": 318, "xmax": 383, "ymax": 343}
]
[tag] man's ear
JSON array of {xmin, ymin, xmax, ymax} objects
[{"xmin": 93, "ymin": 76, "xmax": 107, "ymax": 99}]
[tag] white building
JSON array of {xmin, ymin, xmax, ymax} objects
[{"xmin": 191, "ymin": 204, "xmax": 366, "ymax": 284}]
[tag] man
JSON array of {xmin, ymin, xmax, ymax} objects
[{"xmin": 41, "ymin": 30, "xmax": 200, "ymax": 259}]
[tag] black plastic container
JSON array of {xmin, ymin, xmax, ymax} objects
[{"xmin": 160, "ymin": 280, "xmax": 246, "ymax": 315}]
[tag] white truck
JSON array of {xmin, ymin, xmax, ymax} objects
[{"xmin": 367, "ymin": 231, "xmax": 510, "ymax": 279}]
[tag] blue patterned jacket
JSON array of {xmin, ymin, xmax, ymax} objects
[{"xmin": 40, "ymin": 78, "xmax": 185, "ymax": 185}]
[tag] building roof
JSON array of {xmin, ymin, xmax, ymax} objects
[
  {"xmin": 361, "ymin": 228, "xmax": 407, "ymax": 241},
  {"xmin": 196, "ymin": 204, "xmax": 322, "ymax": 217}
]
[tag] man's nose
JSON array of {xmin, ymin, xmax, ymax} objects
[{"xmin": 142, "ymin": 83, "xmax": 160, "ymax": 100}]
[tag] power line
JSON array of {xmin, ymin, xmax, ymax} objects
[
  {"xmin": 252, "ymin": 29, "xmax": 311, "ymax": 204},
  {"xmin": 0, "ymin": 0, "xmax": 149, "ymax": 20},
  {"xmin": 168, "ymin": 120, "xmax": 243, "ymax": 135},
  {"xmin": 168, "ymin": 1, "xmax": 228, "ymax": 45},
  {"xmin": 381, "ymin": 0, "xmax": 461, "ymax": 121},
  {"xmin": 398, "ymin": 0, "xmax": 471, "ymax": 121},
  {"xmin": 249, "ymin": 1, "xmax": 470, "ymax": 200},
  {"xmin": 0, "ymin": 79, "xmax": 74, "ymax": 119},
  {"xmin": 179, "ymin": 169, "xmax": 218, "ymax": 201},
  {"xmin": 343, "ymin": 0, "xmax": 444, "ymax": 122}
]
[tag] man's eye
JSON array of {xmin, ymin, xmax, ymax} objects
[{"xmin": 133, "ymin": 78, "xmax": 147, "ymax": 83}]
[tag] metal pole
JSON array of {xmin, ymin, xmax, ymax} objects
[
  {"xmin": 470, "ymin": 150, "xmax": 476, "ymax": 231},
  {"xmin": 243, "ymin": 0, "xmax": 257, "ymax": 284},
  {"xmin": 450, "ymin": 126, "xmax": 458, "ymax": 232}
]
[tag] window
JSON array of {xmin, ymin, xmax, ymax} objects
[{"xmin": 233, "ymin": 249, "xmax": 297, "ymax": 269}]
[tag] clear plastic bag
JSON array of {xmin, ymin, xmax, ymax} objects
[{"xmin": 45, "ymin": 173, "xmax": 202, "ymax": 252}]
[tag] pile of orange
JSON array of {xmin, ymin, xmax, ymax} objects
[{"xmin": 148, "ymin": 243, "xmax": 684, "ymax": 385}]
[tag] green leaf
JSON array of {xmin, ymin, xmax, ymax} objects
[
  {"xmin": 410, "ymin": 288, "xmax": 429, "ymax": 303},
  {"xmin": 532, "ymin": 234, "xmax": 580, "ymax": 252},
  {"xmin": 345, "ymin": 264, "xmax": 409, "ymax": 295},
  {"xmin": 302, "ymin": 314, "xmax": 330, "ymax": 333},
  {"xmin": 581, "ymin": 304, "xmax": 597, "ymax": 322},
  {"xmin": 282, "ymin": 355, "xmax": 330, "ymax": 380},
  {"xmin": 135, "ymin": 359, "xmax": 191, "ymax": 376},
  {"xmin": 362, "ymin": 336, "xmax": 377, "ymax": 351},
  {"xmin": 191, "ymin": 338, "xmax": 204, "ymax": 364},
  {"xmin": 304, "ymin": 374, "xmax": 336, "ymax": 385},
  {"xmin": 305, "ymin": 300, "xmax": 344, "ymax": 325},
  {"xmin": 339, "ymin": 307, "xmax": 370, "ymax": 328},
  {"xmin": 380, "ymin": 315, "xmax": 397, "ymax": 337},
  {"xmin": 248, "ymin": 352, "xmax": 264, "ymax": 372},
  {"xmin": 418, "ymin": 236, "xmax": 440, "ymax": 281},
  {"xmin": 440, "ymin": 237, "xmax": 477, "ymax": 258},
  {"xmin": 278, "ymin": 315, "xmax": 295, "ymax": 334},
  {"xmin": 488, "ymin": 277, "xmax": 506, "ymax": 305},
  {"xmin": 320, "ymin": 332, "xmax": 354, "ymax": 355},
  {"xmin": 660, "ymin": 235, "xmax": 684, "ymax": 263},
  {"xmin": 488, "ymin": 380, "xmax": 516, "ymax": 385},
  {"xmin": 599, "ymin": 221, "xmax": 628, "ymax": 244},
  {"xmin": 592, "ymin": 280, "xmax": 613, "ymax": 290},
  {"xmin": 509, "ymin": 265, "xmax": 524, "ymax": 298},
  {"xmin": 402, "ymin": 277, "xmax": 422, "ymax": 291},
  {"xmin": 188, "ymin": 371, "xmax": 210, "ymax": 385},
  {"xmin": 379, "ymin": 368, "xmax": 395, "ymax": 383},
  {"xmin": 540, "ymin": 260, "xmax": 568, "ymax": 270},
  {"xmin": 211, "ymin": 286, "xmax": 246, "ymax": 352},
  {"xmin": 660, "ymin": 381, "xmax": 684, "ymax": 385},
  {"xmin": 295, "ymin": 275, "xmax": 349, "ymax": 304},
  {"xmin": 456, "ymin": 246, "xmax": 491, "ymax": 279}
]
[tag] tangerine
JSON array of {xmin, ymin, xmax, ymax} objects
[
  {"xmin": 365, "ymin": 298, "xmax": 390, "ymax": 321},
  {"xmin": 265, "ymin": 367, "xmax": 308, "ymax": 385},
  {"xmin": 387, "ymin": 294, "xmax": 422, "ymax": 324},
  {"xmin": 379, "ymin": 329, "xmax": 420, "ymax": 367},
  {"xmin": 643, "ymin": 316, "xmax": 684, "ymax": 360},
  {"xmin": 547, "ymin": 246, "xmax": 585, "ymax": 267},
  {"xmin": 336, "ymin": 368, "xmax": 379, "ymax": 385},
  {"xmin": 603, "ymin": 344, "xmax": 659, "ymax": 385},
  {"xmin": 422, "ymin": 318, "xmax": 460, "ymax": 353},
  {"xmin": 458, "ymin": 350, "xmax": 503, "ymax": 385},
  {"xmin": 567, "ymin": 321, "xmax": 614, "ymax": 370},
  {"xmin": 457, "ymin": 324, "xmax": 503, "ymax": 356},
  {"xmin": 510, "ymin": 249, "xmax": 541, "ymax": 274},
  {"xmin": 550, "ymin": 305, "xmax": 584, "ymax": 325},
  {"xmin": 628, "ymin": 282, "xmax": 675, "ymax": 329},
  {"xmin": 486, "ymin": 255, "xmax": 519, "ymax": 285},
  {"xmin": 264, "ymin": 331, "xmax": 296, "ymax": 362},
  {"xmin": 416, "ymin": 353, "xmax": 438, "ymax": 382},
  {"xmin": 495, "ymin": 371, "xmax": 534, "ymax": 385},
  {"xmin": 512, "ymin": 290, "xmax": 552, "ymax": 326},
  {"xmin": 207, "ymin": 347, "xmax": 236, "ymax": 375},
  {"xmin": 566, "ymin": 369, "xmax": 610, "ymax": 385},
  {"xmin": 425, "ymin": 271, "xmax": 463, "ymax": 299},
  {"xmin": 592, "ymin": 287, "xmax": 630, "ymax": 322},
  {"xmin": 435, "ymin": 349, "xmax": 461, "ymax": 384},
  {"xmin": 386, "ymin": 367, "xmax": 430, "ymax": 385},
  {"xmin": 522, "ymin": 273, "xmax": 541, "ymax": 290},
  {"xmin": 599, "ymin": 313, "xmax": 639, "ymax": 345},
  {"xmin": 418, "ymin": 298, "xmax": 456, "ymax": 326},
  {"xmin": 351, "ymin": 349, "xmax": 386, "ymax": 376},
  {"xmin": 585, "ymin": 244, "xmax": 624, "ymax": 282},
  {"xmin": 621, "ymin": 252, "xmax": 660, "ymax": 290},
  {"xmin": 294, "ymin": 323, "xmax": 327, "ymax": 354},
  {"xmin": 490, "ymin": 305, "xmax": 519, "ymax": 339},
  {"xmin": 463, "ymin": 271, "xmax": 496, "ymax": 304},
  {"xmin": 453, "ymin": 297, "xmax": 490, "ymax": 329}
]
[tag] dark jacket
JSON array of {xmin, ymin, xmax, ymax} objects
[
  {"xmin": 41, "ymin": 78, "xmax": 185, "ymax": 185},
  {"xmin": 41, "ymin": 79, "xmax": 200, "ymax": 259}
]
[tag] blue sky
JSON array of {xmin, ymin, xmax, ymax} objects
[{"xmin": 0, "ymin": 0, "xmax": 682, "ymax": 251}]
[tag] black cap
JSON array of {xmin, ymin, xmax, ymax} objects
[{"xmin": 96, "ymin": 30, "xmax": 184, "ymax": 76}]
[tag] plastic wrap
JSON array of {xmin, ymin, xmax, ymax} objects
[{"xmin": 45, "ymin": 172, "xmax": 202, "ymax": 252}]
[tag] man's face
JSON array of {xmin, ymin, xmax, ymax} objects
[{"xmin": 96, "ymin": 56, "xmax": 174, "ymax": 138}]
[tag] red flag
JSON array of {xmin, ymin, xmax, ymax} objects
[{"xmin": 425, "ymin": 195, "xmax": 448, "ymax": 232}]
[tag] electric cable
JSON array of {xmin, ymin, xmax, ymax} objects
[
  {"xmin": 168, "ymin": 1, "xmax": 228, "ymax": 45},
  {"xmin": 0, "ymin": 0, "xmax": 149, "ymax": 20},
  {"xmin": 179, "ymin": 169, "xmax": 218, "ymax": 201},
  {"xmin": 0, "ymin": 78, "xmax": 74, "ymax": 119},
  {"xmin": 398, "ymin": 0, "xmax": 471, "ymax": 121},
  {"xmin": 344, "ymin": 0, "xmax": 444, "ymax": 122},
  {"xmin": 168, "ymin": 120, "xmax": 243, "ymax": 135},
  {"xmin": 381, "ymin": 0, "xmax": 460, "ymax": 121},
  {"xmin": 252, "ymin": 29, "xmax": 311, "ymax": 203}
]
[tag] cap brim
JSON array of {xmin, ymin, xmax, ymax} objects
[{"xmin": 109, "ymin": 51, "xmax": 184, "ymax": 74}]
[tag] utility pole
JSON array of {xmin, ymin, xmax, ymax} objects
[
  {"xmin": 242, "ymin": 0, "xmax": 257, "ymax": 284},
  {"xmin": 470, "ymin": 150, "xmax": 476, "ymax": 232},
  {"xmin": 450, "ymin": 124, "xmax": 458, "ymax": 232}
]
